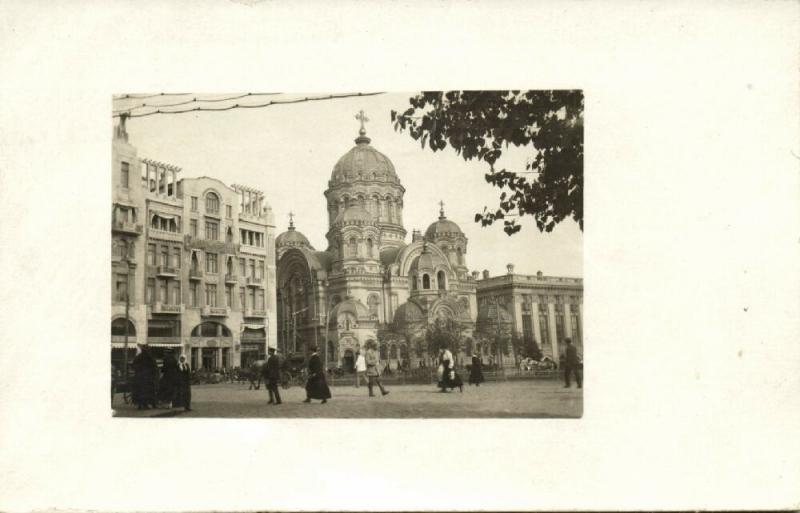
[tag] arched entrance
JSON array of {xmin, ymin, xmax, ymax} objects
[{"xmin": 343, "ymin": 349, "xmax": 355, "ymax": 373}]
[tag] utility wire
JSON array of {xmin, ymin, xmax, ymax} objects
[
  {"xmin": 112, "ymin": 93, "xmax": 283, "ymax": 114},
  {"xmin": 112, "ymin": 92, "xmax": 385, "ymax": 118}
]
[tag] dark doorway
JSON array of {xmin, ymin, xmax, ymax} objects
[{"xmin": 343, "ymin": 349, "xmax": 355, "ymax": 373}]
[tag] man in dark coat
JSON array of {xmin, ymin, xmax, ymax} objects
[
  {"xmin": 159, "ymin": 351, "xmax": 180, "ymax": 407},
  {"xmin": 132, "ymin": 344, "xmax": 158, "ymax": 409},
  {"xmin": 303, "ymin": 346, "xmax": 331, "ymax": 403},
  {"xmin": 264, "ymin": 347, "xmax": 282, "ymax": 405},
  {"xmin": 563, "ymin": 338, "xmax": 583, "ymax": 388},
  {"xmin": 468, "ymin": 352, "xmax": 484, "ymax": 386},
  {"xmin": 176, "ymin": 354, "xmax": 192, "ymax": 411}
]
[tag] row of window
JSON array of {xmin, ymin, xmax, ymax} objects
[
  {"xmin": 521, "ymin": 311, "xmax": 582, "ymax": 346},
  {"xmin": 190, "ymin": 251, "xmax": 266, "ymax": 279},
  {"xmin": 132, "ymin": 278, "xmax": 267, "ymax": 310},
  {"xmin": 240, "ymin": 229, "xmax": 265, "ymax": 247},
  {"xmin": 411, "ymin": 270, "xmax": 448, "ymax": 291},
  {"xmin": 147, "ymin": 243, "xmax": 182, "ymax": 268},
  {"xmin": 111, "ymin": 318, "xmax": 235, "ymax": 338}
]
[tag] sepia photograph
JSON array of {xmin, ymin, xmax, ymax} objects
[{"xmin": 110, "ymin": 91, "xmax": 584, "ymax": 418}]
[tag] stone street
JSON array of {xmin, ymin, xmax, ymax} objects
[{"xmin": 113, "ymin": 378, "xmax": 582, "ymax": 418}]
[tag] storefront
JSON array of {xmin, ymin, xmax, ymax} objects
[{"xmin": 241, "ymin": 325, "xmax": 266, "ymax": 368}]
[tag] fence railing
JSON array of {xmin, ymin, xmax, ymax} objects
[{"xmin": 324, "ymin": 366, "xmax": 562, "ymax": 387}]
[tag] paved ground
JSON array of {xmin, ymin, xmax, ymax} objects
[{"xmin": 112, "ymin": 379, "xmax": 582, "ymax": 418}]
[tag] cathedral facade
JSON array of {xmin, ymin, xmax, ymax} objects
[{"xmin": 275, "ymin": 121, "xmax": 478, "ymax": 371}]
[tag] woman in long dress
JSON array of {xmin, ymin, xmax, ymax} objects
[
  {"xmin": 159, "ymin": 351, "xmax": 180, "ymax": 407},
  {"xmin": 468, "ymin": 352, "xmax": 485, "ymax": 386},
  {"xmin": 303, "ymin": 346, "xmax": 331, "ymax": 404},
  {"xmin": 437, "ymin": 348, "xmax": 464, "ymax": 393},
  {"xmin": 132, "ymin": 344, "xmax": 158, "ymax": 409}
]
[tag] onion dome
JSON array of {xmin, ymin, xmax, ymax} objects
[
  {"xmin": 333, "ymin": 205, "xmax": 376, "ymax": 226},
  {"xmin": 330, "ymin": 127, "xmax": 400, "ymax": 186},
  {"xmin": 276, "ymin": 216, "xmax": 313, "ymax": 251},
  {"xmin": 424, "ymin": 202, "xmax": 464, "ymax": 239}
]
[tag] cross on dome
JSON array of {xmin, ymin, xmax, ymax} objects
[
  {"xmin": 439, "ymin": 200, "xmax": 446, "ymax": 219},
  {"xmin": 288, "ymin": 211, "xmax": 295, "ymax": 229},
  {"xmin": 355, "ymin": 110, "xmax": 369, "ymax": 135}
]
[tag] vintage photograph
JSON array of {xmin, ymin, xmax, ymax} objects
[{"xmin": 110, "ymin": 91, "xmax": 584, "ymax": 418}]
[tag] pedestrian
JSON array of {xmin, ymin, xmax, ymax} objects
[
  {"xmin": 159, "ymin": 351, "xmax": 180, "ymax": 408},
  {"xmin": 563, "ymin": 338, "xmax": 583, "ymax": 388},
  {"xmin": 438, "ymin": 347, "xmax": 463, "ymax": 393},
  {"xmin": 468, "ymin": 352, "xmax": 484, "ymax": 386},
  {"xmin": 176, "ymin": 354, "xmax": 192, "ymax": 411},
  {"xmin": 132, "ymin": 344, "xmax": 158, "ymax": 409},
  {"xmin": 303, "ymin": 346, "xmax": 331, "ymax": 404},
  {"xmin": 265, "ymin": 347, "xmax": 282, "ymax": 405},
  {"xmin": 365, "ymin": 343, "xmax": 389, "ymax": 397},
  {"xmin": 354, "ymin": 350, "xmax": 367, "ymax": 388}
]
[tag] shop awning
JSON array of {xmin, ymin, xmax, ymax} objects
[{"xmin": 111, "ymin": 342, "xmax": 180, "ymax": 348}]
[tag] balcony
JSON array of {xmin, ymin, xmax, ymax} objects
[
  {"xmin": 244, "ymin": 308, "xmax": 267, "ymax": 318},
  {"xmin": 112, "ymin": 220, "xmax": 143, "ymax": 236},
  {"xmin": 157, "ymin": 265, "xmax": 178, "ymax": 277},
  {"xmin": 202, "ymin": 306, "xmax": 229, "ymax": 317},
  {"xmin": 189, "ymin": 268, "xmax": 203, "ymax": 280},
  {"xmin": 152, "ymin": 302, "xmax": 183, "ymax": 314},
  {"xmin": 225, "ymin": 273, "xmax": 237, "ymax": 284},
  {"xmin": 246, "ymin": 276, "xmax": 263, "ymax": 287}
]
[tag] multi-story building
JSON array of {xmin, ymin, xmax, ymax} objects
[
  {"xmin": 475, "ymin": 264, "xmax": 583, "ymax": 362},
  {"xmin": 111, "ymin": 120, "xmax": 276, "ymax": 372}
]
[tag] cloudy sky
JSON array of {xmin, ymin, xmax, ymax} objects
[{"xmin": 117, "ymin": 92, "xmax": 582, "ymax": 278}]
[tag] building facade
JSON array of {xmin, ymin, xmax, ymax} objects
[
  {"xmin": 475, "ymin": 265, "xmax": 583, "ymax": 362},
  {"xmin": 275, "ymin": 121, "xmax": 479, "ymax": 371},
  {"xmin": 111, "ymin": 120, "xmax": 277, "ymax": 372}
]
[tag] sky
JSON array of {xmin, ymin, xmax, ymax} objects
[{"xmin": 117, "ymin": 92, "xmax": 582, "ymax": 278}]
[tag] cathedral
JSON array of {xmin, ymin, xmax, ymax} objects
[{"xmin": 275, "ymin": 115, "xmax": 478, "ymax": 371}]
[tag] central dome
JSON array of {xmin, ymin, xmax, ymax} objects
[{"xmin": 330, "ymin": 135, "xmax": 399, "ymax": 186}]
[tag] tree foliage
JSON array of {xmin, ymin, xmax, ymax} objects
[
  {"xmin": 392, "ymin": 91, "xmax": 583, "ymax": 235},
  {"xmin": 425, "ymin": 318, "xmax": 464, "ymax": 356}
]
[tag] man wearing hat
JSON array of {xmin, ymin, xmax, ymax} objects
[
  {"xmin": 265, "ymin": 346, "xmax": 282, "ymax": 405},
  {"xmin": 563, "ymin": 338, "xmax": 583, "ymax": 388}
]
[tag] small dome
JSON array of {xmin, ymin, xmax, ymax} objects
[
  {"xmin": 330, "ymin": 137, "xmax": 399, "ymax": 186},
  {"xmin": 392, "ymin": 301, "xmax": 425, "ymax": 329},
  {"xmin": 409, "ymin": 244, "xmax": 446, "ymax": 272},
  {"xmin": 276, "ymin": 225, "xmax": 312, "ymax": 249},
  {"xmin": 334, "ymin": 206, "xmax": 375, "ymax": 226},
  {"xmin": 424, "ymin": 203, "xmax": 464, "ymax": 239}
]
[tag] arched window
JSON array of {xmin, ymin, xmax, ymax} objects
[
  {"xmin": 457, "ymin": 247, "xmax": 464, "ymax": 265},
  {"xmin": 205, "ymin": 192, "xmax": 220, "ymax": 214},
  {"xmin": 411, "ymin": 274, "xmax": 417, "ymax": 290},
  {"xmin": 380, "ymin": 344, "xmax": 388, "ymax": 360},
  {"xmin": 191, "ymin": 252, "xmax": 200, "ymax": 272},
  {"xmin": 111, "ymin": 318, "xmax": 136, "ymax": 336},
  {"xmin": 400, "ymin": 344, "xmax": 409, "ymax": 360},
  {"xmin": 191, "ymin": 322, "xmax": 231, "ymax": 338},
  {"xmin": 390, "ymin": 344, "xmax": 398, "ymax": 359},
  {"xmin": 348, "ymin": 237, "xmax": 358, "ymax": 258},
  {"xmin": 437, "ymin": 270, "xmax": 446, "ymax": 290},
  {"xmin": 368, "ymin": 294, "xmax": 380, "ymax": 318},
  {"xmin": 422, "ymin": 274, "xmax": 431, "ymax": 289},
  {"xmin": 226, "ymin": 226, "xmax": 233, "ymax": 243},
  {"xmin": 226, "ymin": 257, "xmax": 233, "ymax": 275},
  {"xmin": 366, "ymin": 238, "xmax": 374, "ymax": 258}
]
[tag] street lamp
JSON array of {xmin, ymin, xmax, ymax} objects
[{"xmin": 121, "ymin": 254, "xmax": 133, "ymax": 384}]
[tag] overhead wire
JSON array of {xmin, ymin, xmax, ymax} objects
[
  {"xmin": 112, "ymin": 93, "xmax": 284, "ymax": 114},
  {"xmin": 112, "ymin": 92, "xmax": 385, "ymax": 118}
]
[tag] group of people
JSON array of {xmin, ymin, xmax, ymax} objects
[{"xmin": 130, "ymin": 345, "xmax": 192, "ymax": 411}]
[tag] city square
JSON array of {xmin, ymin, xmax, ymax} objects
[
  {"xmin": 111, "ymin": 91, "xmax": 583, "ymax": 418},
  {"xmin": 113, "ymin": 377, "xmax": 583, "ymax": 419}
]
